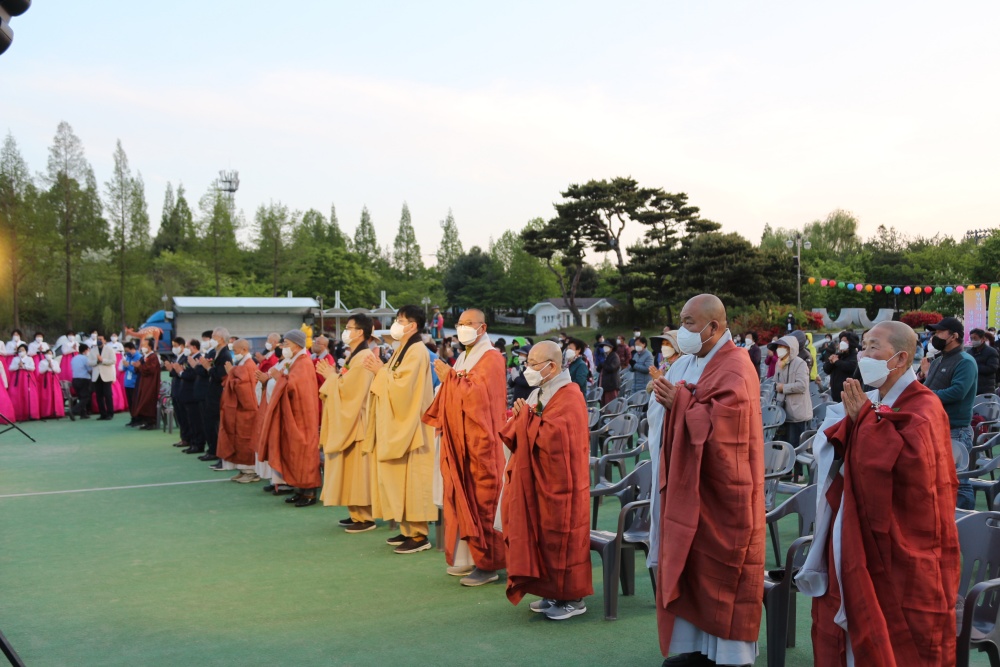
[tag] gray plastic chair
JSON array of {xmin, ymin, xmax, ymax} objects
[
  {"xmin": 589, "ymin": 460, "xmax": 652, "ymax": 620},
  {"xmin": 589, "ymin": 414, "xmax": 639, "ymax": 485},
  {"xmin": 959, "ymin": 453, "xmax": 1000, "ymax": 509},
  {"xmin": 763, "ymin": 441, "xmax": 796, "ymax": 512},
  {"xmin": 588, "ymin": 406, "xmax": 601, "ymax": 429},
  {"xmin": 957, "ymin": 511, "xmax": 1000, "ymax": 667},
  {"xmin": 766, "ymin": 484, "xmax": 816, "ymax": 569},
  {"xmin": 625, "ymin": 391, "xmax": 649, "ymax": 418},
  {"xmin": 586, "ymin": 385, "xmax": 604, "ymax": 409},
  {"xmin": 763, "ymin": 536, "xmax": 813, "ymax": 667}
]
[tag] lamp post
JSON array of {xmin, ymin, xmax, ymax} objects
[
  {"xmin": 316, "ymin": 295, "xmax": 325, "ymax": 334},
  {"xmin": 420, "ymin": 296, "xmax": 431, "ymax": 330},
  {"xmin": 785, "ymin": 233, "xmax": 811, "ymax": 311}
]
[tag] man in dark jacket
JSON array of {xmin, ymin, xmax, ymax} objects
[
  {"xmin": 180, "ymin": 340, "xmax": 207, "ymax": 454},
  {"xmin": 970, "ymin": 328, "xmax": 999, "ymax": 396},
  {"xmin": 202, "ymin": 327, "xmax": 233, "ymax": 466},
  {"xmin": 822, "ymin": 331, "xmax": 860, "ymax": 402}
]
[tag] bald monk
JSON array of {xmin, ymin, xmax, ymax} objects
[
  {"xmin": 795, "ymin": 321, "xmax": 960, "ymax": 666},
  {"xmin": 499, "ymin": 340, "xmax": 592, "ymax": 620},
  {"xmin": 217, "ymin": 339, "xmax": 261, "ymax": 483},
  {"xmin": 423, "ymin": 308, "xmax": 507, "ymax": 585},
  {"xmin": 361, "ymin": 305, "xmax": 437, "ymax": 554},
  {"xmin": 255, "ymin": 332, "xmax": 282, "ymax": 374},
  {"xmin": 259, "ymin": 330, "xmax": 322, "ymax": 507},
  {"xmin": 130, "ymin": 337, "xmax": 161, "ymax": 430},
  {"xmin": 318, "ymin": 314, "xmax": 377, "ymax": 531},
  {"xmin": 652, "ymin": 294, "xmax": 764, "ymax": 667}
]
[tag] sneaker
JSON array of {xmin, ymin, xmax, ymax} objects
[
  {"xmin": 385, "ymin": 534, "xmax": 406, "ymax": 546},
  {"xmin": 344, "ymin": 521, "xmax": 376, "ymax": 533},
  {"xmin": 460, "ymin": 568, "xmax": 499, "ymax": 587},
  {"xmin": 529, "ymin": 598, "xmax": 556, "ymax": 613},
  {"xmin": 544, "ymin": 599, "xmax": 587, "ymax": 620},
  {"xmin": 338, "ymin": 517, "xmax": 355, "ymax": 527},
  {"xmin": 393, "ymin": 537, "xmax": 432, "ymax": 554},
  {"xmin": 236, "ymin": 473, "xmax": 261, "ymax": 484},
  {"xmin": 209, "ymin": 462, "xmax": 225, "ymax": 471},
  {"xmin": 230, "ymin": 471, "xmax": 247, "ymax": 482},
  {"xmin": 446, "ymin": 565, "xmax": 476, "ymax": 577}
]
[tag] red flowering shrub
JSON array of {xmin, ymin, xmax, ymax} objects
[{"xmin": 900, "ymin": 311, "xmax": 943, "ymax": 329}]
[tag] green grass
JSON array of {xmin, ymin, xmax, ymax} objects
[{"xmin": 0, "ymin": 418, "xmax": 991, "ymax": 666}]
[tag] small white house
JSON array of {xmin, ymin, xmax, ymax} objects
[{"xmin": 527, "ymin": 298, "xmax": 617, "ymax": 335}]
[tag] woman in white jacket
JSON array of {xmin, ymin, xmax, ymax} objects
[{"xmin": 769, "ymin": 334, "xmax": 812, "ymax": 447}]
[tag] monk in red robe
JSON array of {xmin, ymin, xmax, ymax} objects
[
  {"xmin": 796, "ymin": 321, "xmax": 960, "ymax": 666},
  {"xmin": 652, "ymin": 294, "xmax": 764, "ymax": 667},
  {"xmin": 424, "ymin": 308, "xmax": 507, "ymax": 586},
  {"xmin": 499, "ymin": 340, "xmax": 592, "ymax": 620},
  {"xmin": 256, "ymin": 333, "xmax": 282, "ymax": 375},
  {"xmin": 131, "ymin": 337, "xmax": 161, "ymax": 429},
  {"xmin": 217, "ymin": 339, "xmax": 260, "ymax": 483},
  {"xmin": 259, "ymin": 329, "xmax": 321, "ymax": 507}
]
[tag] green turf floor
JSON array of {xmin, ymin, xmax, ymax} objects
[{"xmin": 0, "ymin": 417, "xmax": 992, "ymax": 666}]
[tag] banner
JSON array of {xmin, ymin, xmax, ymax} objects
[
  {"xmin": 990, "ymin": 288, "xmax": 1000, "ymax": 330},
  {"xmin": 964, "ymin": 287, "xmax": 988, "ymax": 344}
]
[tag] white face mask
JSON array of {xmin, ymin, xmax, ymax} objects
[
  {"xmin": 11, "ymin": 335, "xmax": 20, "ymax": 342},
  {"xmin": 35, "ymin": 337, "xmax": 43, "ymax": 343},
  {"xmin": 17, "ymin": 351, "xmax": 26, "ymax": 358},
  {"xmin": 858, "ymin": 351, "xmax": 902, "ymax": 388},
  {"xmin": 456, "ymin": 325, "xmax": 481, "ymax": 346},
  {"xmin": 140, "ymin": 346, "xmax": 150, "ymax": 355},
  {"xmin": 171, "ymin": 346, "xmax": 181, "ymax": 356},
  {"xmin": 564, "ymin": 348, "xmax": 577, "ymax": 361},
  {"xmin": 776, "ymin": 347, "xmax": 789, "ymax": 359},
  {"xmin": 233, "ymin": 353, "xmax": 244, "ymax": 363},
  {"xmin": 839, "ymin": 340, "xmax": 849, "ymax": 351},
  {"xmin": 390, "ymin": 321, "xmax": 408, "ymax": 341},
  {"xmin": 282, "ymin": 346, "xmax": 294, "ymax": 359},
  {"xmin": 202, "ymin": 339, "xmax": 212, "ymax": 350},
  {"xmin": 633, "ymin": 331, "xmax": 641, "ymax": 337},
  {"xmin": 662, "ymin": 345, "xmax": 674, "ymax": 358},
  {"xmin": 677, "ymin": 322, "xmax": 712, "ymax": 355},
  {"xmin": 523, "ymin": 361, "xmax": 552, "ymax": 387},
  {"xmin": 635, "ymin": 344, "xmax": 645, "ymax": 352},
  {"xmin": 341, "ymin": 329, "xmax": 355, "ymax": 346},
  {"xmin": 45, "ymin": 353, "xmax": 53, "ymax": 359},
  {"xmin": 111, "ymin": 336, "xmax": 118, "ymax": 342},
  {"xmin": 265, "ymin": 342, "xmax": 274, "ymax": 351},
  {"xmin": 227, "ymin": 343, "xmax": 234, "ymax": 350}
]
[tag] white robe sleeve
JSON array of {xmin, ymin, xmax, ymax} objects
[{"xmin": 21, "ymin": 357, "xmax": 35, "ymax": 371}]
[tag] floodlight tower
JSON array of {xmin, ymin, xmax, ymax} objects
[{"xmin": 217, "ymin": 169, "xmax": 240, "ymax": 214}]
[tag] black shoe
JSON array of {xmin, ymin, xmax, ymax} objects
[
  {"xmin": 197, "ymin": 454, "xmax": 220, "ymax": 462},
  {"xmin": 98, "ymin": 415, "xmax": 112, "ymax": 421},
  {"xmin": 338, "ymin": 517, "xmax": 355, "ymax": 527},
  {"xmin": 183, "ymin": 447, "xmax": 205, "ymax": 454},
  {"xmin": 125, "ymin": 421, "xmax": 138, "ymax": 427},
  {"xmin": 262, "ymin": 484, "xmax": 275, "ymax": 493},
  {"xmin": 271, "ymin": 485, "xmax": 294, "ymax": 496},
  {"xmin": 344, "ymin": 521, "xmax": 376, "ymax": 533},
  {"xmin": 662, "ymin": 653, "xmax": 714, "ymax": 667},
  {"xmin": 385, "ymin": 533, "xmax": 406, "ymax": 546},
  {"xmin": 208, "ymin": 462, "xmax": 224, "ymax": 471},
  {"xmin": 172, "ymin": 441, "xmax": 187, "ymax": 448},
  {"xmin": 67, "ymin": 411, "xmax": 76, "ymax": 422},
  {"xmin": 294, "ymin": 496, "xmax": 317, "ymax": 508},
  {"xmin": 393, "ymin": 537, "xmax": 432, "ymax": 554},
  {"xmin": 140, "ymin": 423, "xmax": 157, "ymax": 430},
  {"xmin": 81, "ymin": 414, "xmax": 90, "ymax": 419},
  {"xmin": 285, "ymin": 493, "xmax": 303, "ymax": 504}
]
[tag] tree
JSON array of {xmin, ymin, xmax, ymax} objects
[
  {"xmin": 0, "ymin": 132, "xmax": 40, "ymax": 329},
  {"xmin": 104, "ymin": 139, "xmax": 147, "ymax": 329},
  {"xmin": 489, "ymin": 225, "xmax": 559, "ymax": 313},
  {"xmin": 442, "ymin": 247, "xmax": 504, "ymax": 320},
  {"xmin": 253, "ymin": 201, "xmax": 297, "ymax": 297},
  {"xmin": 328, "ymin": 203, "xmax": 347, "ymax": 249},
  {"xmin": 436, "ymin": 208, "xmax": 463, "ymax": 273},
  {"xmin": 152, "ymin": 182, "xmax": 179, "ymax": 255},
  {"xmin": 522, "ymin": 215, "xmax": 589, "ymax": 325},
  {"xmin": 353, "ymin": 206, "xmax": 379, "ymax": 265},
  {"xmin": 43, "ymin": 121, "xmax": 107, "ymax": 328},
  {"xmin": 197, "ymin": 184, "xmax": 240, "ymax": 295},
  {"xmin": 391, "ymin": 202, "xmax": 423, "ymax": 279}
]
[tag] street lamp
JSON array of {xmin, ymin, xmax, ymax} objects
[
  {"xmin": 785, "ymin": 233, "xmax": 811, "ymax": 311},
  {"xmin": 316, "ymin": 295, "xmax": 325, "ymax": 334},
  {"xmin": 420, "ymin": 296, "xmax": 431, "ymax": 329}
]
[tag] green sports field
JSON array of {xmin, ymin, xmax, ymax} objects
[{"xmin": 0, "ymin": 417, "xmax": 990, "ymax": 666}]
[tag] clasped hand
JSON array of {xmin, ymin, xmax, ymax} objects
[{"xmin": 841, "ymin": 378, "xmax": 871, "ymax": 422}]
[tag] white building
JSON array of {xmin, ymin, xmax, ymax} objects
[{"xmin": 527, "ymin": 298, "xmax": 617, "ymax": 335}]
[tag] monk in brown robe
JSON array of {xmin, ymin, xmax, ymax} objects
[
  {"xmin": 796, "ymin": 321, "xmax": 960, "ymax": 666},
  {"xmin": 652, "ymin": 294, "xmax": 764, "ymax": 666},
  {"xmin": 259, "ymin": 329, "xmax": 321, "ymax": 507},
  {"xmin": 423, "ymin": 308, "xmax": 507, "ymax": 586},
  {"xmin": 319, "ymin": 314, "xmax": 377, "ymax": 531},
  {"xmin": 362, "ymin": 305, "xmax": 437, "ymax": 555},
  {"xmin": 131, "ymin": 336, "xmax": 161, "ymax": 429},
  {"xmin": 217, "ymin": 339, "xmax": 260, "ymax": 483},
  {"xmin": 499, "ymin": 340, "xmax": 592, "ymax": 620}
]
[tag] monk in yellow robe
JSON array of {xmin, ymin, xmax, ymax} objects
[
  {"xmin": 423, "ymin": 308, "xmax": 507, "ymax": 585},
  {"xmin": 319, "ymin": 314, "xmax": 377, "ymax": 532},
  {"xmin": 362, "ymin": 305, "xmax": 437, "ymax": 554}
]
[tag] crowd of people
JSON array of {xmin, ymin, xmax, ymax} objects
[{"xmin": 9, "ymin": 296, "xmax": 981, "ymax": 664}]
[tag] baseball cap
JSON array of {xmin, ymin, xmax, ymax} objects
[{"xmin": 926, "ymin": 317, "xmax": 963, "ymax": 337}]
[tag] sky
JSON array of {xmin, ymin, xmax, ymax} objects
[{"xmin": 3, "ymin": 1, "xmax": 999, "ymax": 261}]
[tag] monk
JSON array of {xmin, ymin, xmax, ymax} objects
[
  {"xmin": 217, "ymin": 339, "xmax": 260, "ymax": 483},
  {"xmin": 318, "ymin": 314, "xmax": 377, "ymax": 531},
  {"xmin": 795, "ymin": 321, "xmax": 960, "ymax": 666},
  {"xmin": 131, "ymin": 337, "xmax": 161, "ymax": 430},
  {"xmin": 259, "ymin": 330, "xmax": 321, "ymax": 507},
  {"xmin": 652, "ymin": 294, "xmax": 764, "ymax": 667},
  {"xmin": 256, "ymin": 332, "xmax": 282, "ymax": 374},
  {"xmin": 423, "ymin": 308, "xmax": 507, "ymax": 585},
  {"xmin": 361, "ymin": 305, "xmax": 436, "ymax": 555},
  {"xmin": 499, "ymin": 340, "xmax": 591, "ymax": 620}
]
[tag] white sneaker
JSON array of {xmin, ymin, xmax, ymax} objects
[
  {"xmin": 447, "ymin": 565, "xmax": 475, "ymax": 577},
  {"xmin": 236, "ymin": 472, "xmax": 261, "ymax": 484},
  {"xmin": 230, "ymin": 471, "xmax": 247, "ymax": 482}
]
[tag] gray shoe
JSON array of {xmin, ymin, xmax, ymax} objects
[
  {"xmin": 459, "ymin": 568, "xmax": 499, "ymax": 587},
  {"xmin": 446, "ymin": 565, "xmax": 475, "ymax": 577},
  {"xmin": 236, "ymin": 473, "xmax": 261, "ymax": 484},
  {"xmin": 544, "ymin": 599, "xmax": 587, "ymax": 620},
  {"xmin": 529, "ymin": 598, "xmax": 555, "ymax": 613}
]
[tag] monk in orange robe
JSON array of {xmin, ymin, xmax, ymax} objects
[
  {"xmin": 217, "ymin": 339, "xmax": 260, "ymax": 483},
  {"xmin": 499, "ymin": 340, "xmax": 592, "ymax": 620},
  {"xmin": 259, "ymin": 329, "xmax": 321, "ymax": 507},
  {"xmin": 131, "ymin": 337, "xmax": 161, "ymax": 429},
  {"xmin": 652, "ymin": 294, "xmax": 764, "ymax": 666},
  {"xmin": 424, "ymin": 308, "xmax": 507, "ymax": 585},
  {"xmin": 796, "ymin": 321, "xmax": 960, "ymax": 666}
]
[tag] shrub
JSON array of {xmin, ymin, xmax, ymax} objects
[{"xmin": 900, "ymin": 311, "xmax": 943, "ymax": 329}]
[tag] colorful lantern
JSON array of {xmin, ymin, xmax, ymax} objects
[
  {"xmin": 893, "ymin": 287, "xmax": 901, "ymax": 294},
  {"xmin": 914, "ymin": 287, "xmax": 922, "ymax": 294},
  {"xmin": 875, "ymin": 284, "xmax": 883, "ymax": 292},
  {"xmin": 808, "ymin": 277, "xmax": 816, "ymax": 285},
  {"xmin": 981, "ymin": 284, "xmax": 988, "ymax": 290},
  {"xmin": 865, "ymin": 284, "xmax": 873, "ymax": 292},
  {"xmin": 847, "ymin": 283, "xmax": 855, "ymax": 290},
  {"xmin": 956, "ymin": 285, "xmax": 965, "ymax": 294},
  {"xmin": 934, "ymin": 286, "xmax": 942, "ymax": 294},
  {"xmin": 855, "ymin": 284, "xmax": 864, "ymax": 292},
  {"xmin": 969, "ymin": 284, "xmax": 976, "ymax": 290},
  {"xmin": 821, "ymin": 279, "xmax": 828, "ymax": 287},
  {"xmin": 904, "ymin": 286, "xmax": 912, "ymax": 294},
  {"xmin": 829, "ymin": 280, "xmax": 837, "ymax": 288},
  {"xmin": 945, "ymin": 286, "xmax": 954, "ymax": 294}
]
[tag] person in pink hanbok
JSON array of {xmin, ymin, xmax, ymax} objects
[
  {"xmin": 57, "ymin": 331, "xmax": 79, "ymax": 384},
  {"xmin": 9, "ymin": 343, "xmax": 40, "ymax": 421},
  {"xmin": 37, "ymin": 344, "xmax": 66, "ymax": 420},
  {"xmin": 0, "ymin": 361, "xmax": 16, "ymax": 422}
]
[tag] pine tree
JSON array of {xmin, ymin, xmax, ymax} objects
[
  {"xmin": 0, "ymin": 132, "xmax": 38, "ymax": 329},
  {"xmin": 197, "ymin": 183, "xmax": 240, "ymax": 296},
  {"xmin": 152, "ymin": 182, "xmax": 177, "ymax": 255},
  {"xmin": 253, "ymin": 201, "xmax": 297, "ymax": 296},
  {"xmin": 329, "ymin": 203, "xmax": 347, "ymax": 249},
  {"xmin": 353, "ymin": 206, "xmax": 379, "ymax": 265},
  {"xmin": 104, "ymin": 139, "xmax": 137, "ymax": 329},
  {"xmin": 436, "ymin": 208, "xmax": 463, "ymax": 273},
  {"xmin": 392, "ymin": 202, "xmax": 423, "ymax": 279}
]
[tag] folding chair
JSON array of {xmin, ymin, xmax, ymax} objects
[{"xmin": 956, "ymin": 511, "xmax": 1000, "ymax": 666}]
